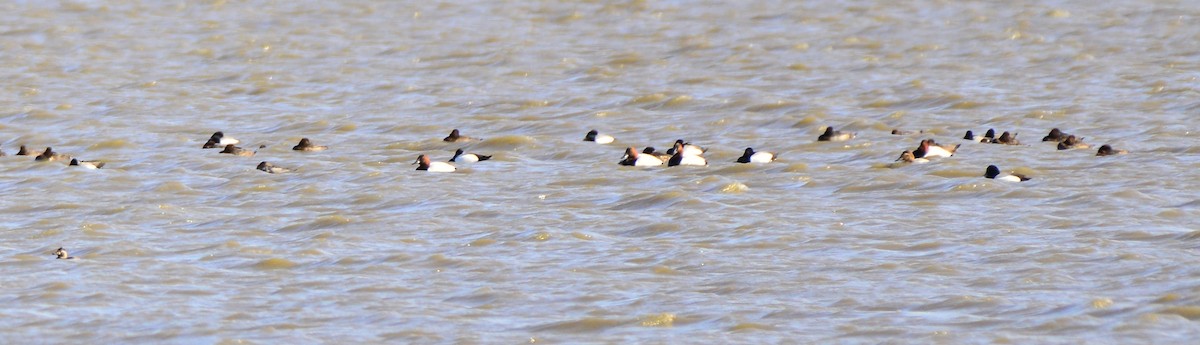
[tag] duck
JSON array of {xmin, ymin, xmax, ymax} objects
[
  {"xmin": 984, "ymin": 165, "xmax": 1031, "ymax": 182},
  {"xmin": 583, "ymin": 130, "xmax": 615, "ymax": 144},
  {"xmin": 219, "ymin": 144, "xmax": 257, "ymax": 157},
  {"xmin": 895, "ymin": 150, "xmax": 929, "ymax": 164},
  {"xmin": 964, "ymin": 130, "xmax": 987, "ymax": 142},
  {"xmin": 256, "ymin": 161, "xmax": 291, "ymax": 174},
  {"xmin": 619, "ymin": 147, "xmax": 663, "ymax": 167},
  {"xmin": 69, "ymin": 158, "xmax": 105, "ymax": 169},
  {"xmin": 640, "ymin": 147, "xmax": 673, "ymax": 161},
  {"xmin": 1096, "ymin": 145, "xmax": 1128, "ymax": 156},
  {"xmin": 414, "ymin": 154, "xmax": 456, "ymax": 172},
  {"xmin": 736, "ymin": 147, "xmax": 777, "ymax": 163},
  {"xmin": 1042, "ymin": 128, "xmax": 1069, "ymax": 142},
  {"xmin": 912, "ymin": 139, "xmax": 959, "ymax": 158},
  {"xmin": 15, "ymin": 145, "xmax": 30, "ymax": 156},
  {"xmin": 443, "ymin": 129, "xmax": 479, "ymax": 142},
  {"xmin": 817, "ymin": 126, "xmax": 855, "ymax": 142},
  {"xmin": 292, "ymin": 138, "xmax": 328, "ymax": 151},
  {"xmin": 667, "ymin": 143, "xmax": 707, "ymax": 167},
  {"xmin": 1056, "ymin": 135, "xmax": 1090, "ymax": 150},
  {"xmin": 664, "ymin": 139, "xmax": 705, "ymax": 156},
  {"xmin": 449, "ymin": 148, "xmax": 492, "ymax": 163},
  {"xmin": 34, "ymin": 147, "xmax": 70, "ymax": 162},
  {"xmin": 203, "ymin": 131, "xmax": 240, "ymax": 148},
  {"xmin": 993, "ymin": 131, "xmax": 1020, "ymax": 145},
  {"xmin": 54, "ymin": 247, "xmax": 76, "ymax": 260},
  {"xmin": 891, "ymin": 129, "xmax": 923, "ymax": 135}
]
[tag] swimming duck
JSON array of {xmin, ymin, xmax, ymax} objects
[
  {"xmin": 15, "ymin": 145, "xmax": 30, "ymax": 156},
  {"xmin": 895, "ymin": 150, "xmax": 929, "ymax": 164},
  {"xmin": 912, "ymin": 139, "xmax": 959, "ymax": 158},
  {"xmin": 891, "ymin": 129, "xmax": 923, "ymax": 135},
  {"xmin": 664, "ymin": 139, "xmax": 705, "ymax": 156},
  {"xmin": 1042, "ymin": 128, "xmax": 1069, "ymax": 142},
  {"xmin": 1096, "ymin": 145, "xmax": 1128, "ymax": 156},
  {"xmin": 640, "ymin": 147, "xmax": 673, "ymax": 161},
  {"xmin": 667, "ymin": 143, "xmax": 707, "ymax": 166},
  {"xmin": 993, "ymin": 131, "xmax": 1020, "ymax": 145},
  {"xmin": 984, "ymin": 165, "xmax": 1031, "ymax": 182},
  {"xmin": 583, "ymin": 130, "xmax": 615, "ymax": 144},
  {"xmin": 256, "ymin": 161, "xmax": 291, "ymax": 174},
  {"xmin": 449, "ymin": 148, "xmax": 492, "ymax": 163},
  {"xmin": 292, "ymin": 138, "xmax": 328, "ymax": 151},
  {"xmin": 619, "ymin": 147, "xmax": 663, "ymax": 167},
  {"xmin": 1056, "ymin": 135, "xmax": 1090, "ymax": 150},
  {"xmin": 817, "ymin": 126, "xmax": 855, "ymax": 142},
  {"xmin": 203, "ymin": 131, "xmax": 240, "ymax": 148},
  {"xmin": 69, "ymin": 158, "xmax": 105, "ymax": 169},
  {"xmin": 964, "ymin": 130, "xmax": 987, "ymax": 142},
  {"xmin": 736, "ymin": 147, "xmax": 777, "ymax": 163},
  {"xmin": 54, "ymin": 247, "xmax": 76, "ymax": 260},
  {"xmin": 34, "ymin": 147, "xmax": 70, "ymax": 162},
  {"xmin": 443, "ymin": 129, "xmax": 479, "ymax": 142},
  {"xmin": 219, "ymin": 144, "xmax": 257, "ymax": 157},
  {"xmin": 414, "ymin": 154, "xmax": 456, "ymax": 172}
]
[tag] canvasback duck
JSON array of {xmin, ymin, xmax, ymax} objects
[
  {"xmin": 414, "ymin": 154, "xmax": 456, "ymax": 172},
  {"xmin": 219, "ymin": 144, "xmax": 257, "ymax": 157},
  {"xmin": 292, "ymin": 138, "xmax": 328, "ymax": 151},
  {"xmin": 667, "ymin": 143, "xmax": 707, "ymax": 166},
  {"xmin": 619, "ymin": 147, "xmax": 663, "ymax": 167},
  {"xmin": 34, "ymin": 147, "xmax": 70, "ymax": 162},
  {"xmin": 1057, "ymin": 135, "xmax": 1090, "ymax": 150},
  {"xmin": 736, "ymin": 147, "xmax": 777, "ymax": 163},
  {"xmin": 664, "ymin": 139, "xmax": 705, "ymax": 156},
  {"xmin": 1042, "ymin": 128, "xmax": 1069, "ymax": 142},
  {"xmin": 203, "ymin": 131, "xmax": 240, "ymax": 148},
  {"xmin": 583, "ymin": 130, "xmax": 615, "ymax": 144},
  {"xmin": 54, "ymin": 247, "xmax": 76, "ymax": 260},
  {"xmin": 449, "ymin": 148, "xmax": 492, "ymax": 163},
  {"xmin": 817, "ymin": 126, "xmax": 855, "ymax": 142},
  {"xmin": 912, "ymin": 139, "xmax": 959, "ymax": 158},
  {"xmin": 994, "ymin": 131, "xmax": 1020, "ymax": 145},
  {"xmin": 256, "ymin": 161, "xmax": 291, "ymax": 173},
  {"xmin": 985, "ymin": 165, "xmax": 1030, "ymax": 182},
  {"xmin": 69, "ymin": 158, "xmax": 105, "ymax": 169},
  {"xmin": 443, "ymin": 129, "xmax": 479, "ymax": 142},
  {"xmin": 641, "ymin": 147, "xmax": 673, "ymax": 161},
  {"xmin": 15, "ymin": 145, "xmax": 30, "ymax": 156},
  {"xmin": 1096, "ymin": 145, "xmax": 1128, "ymax": 156},
  {"xmin": 895, "ymin": 150, "xmax": 929, "ymax": 164}
]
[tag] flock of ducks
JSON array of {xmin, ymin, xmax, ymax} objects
[{"xmin": 46, "ymin": 125, "xmax": 1128, "ymax": 260}]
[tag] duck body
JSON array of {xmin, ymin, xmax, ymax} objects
[
  {"xmin": 583, "ymin": 130, "xmax": 615, "ymax": 144},
  {"xmin": 415, "ymin": 154, "xmax": 456, "ymax": 172},
  {"xmin": 449, "ymin": 148, "xmax": 492, "ymax": 163},
  {"xmin": 292, "ymin": 138, "xmax": 328, "ymax": 151},
  {"xmin": 736, "ymin": 148, "xmax": 776, "ymax": 163}
]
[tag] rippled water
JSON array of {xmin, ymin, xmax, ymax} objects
[{"xmin": 2, "ymin": 0, "xmax": 1199, "ymax": 343}]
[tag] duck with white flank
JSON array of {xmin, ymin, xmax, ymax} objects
[
  {"xmin": 664, "ymin": 139, "xmax": 705, "ymax": 156},
  {"xmin": 257, "ymin": 161, "xmax": 291, "ymax": 174},
  {"xmin": 984, "ymin": 165, "xmax": 1031, "ymax": 182},
  {"xmin": 203, "ymin": 131, "xmax": 240, "ymax": 149},
  {"xmin": 1096, "ymin": 145, "xmax": 1128, "ymax": 156},
  {"xmin": 449, "ymin": 148, "xmax": 492, "ymax": 163},
  {"xmin": 964, "ymin": 129, "xmax": 996, "ymax": 143},
  {"xmin": 292, "ymin": 138, "xmax": 328, "ymax": 151},
  {"xmin": 69, "ymin": 158, "xmax": 105, "ymax": 169},
  {"xmin": 912, "ymin": 139, "xmax": 959, "ymax": 159},
  {"xmin": 667, "ymin": 143, "xmax": 707, "ymax": 167},
  {"xmin": 736, "ymin": 147, "xmax": 776, "ymax": 163},
  {"xmin": 817, "ymin": 126, "xmax": 855, "ymax": 142},
  {"xmin": 583, "ymin": 130, "xmax": 615, "ymax": 144},
  {"xmin": 1057, "ymin": 135, "xmax": 1090, "ymax": 150},
  {"xmin": 414, "ymin": 154, "xmax": 456, "ymax": 172},
  {"xmin": 619, "ymin": 147, "xmax": 663, "ymax": 167}
]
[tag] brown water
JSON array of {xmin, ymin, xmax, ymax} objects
[{"xmin": 2, "ymin": 0, "xmax": 1199, "ymax": 343}]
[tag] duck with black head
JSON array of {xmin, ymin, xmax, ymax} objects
[
  {"xmin": 1096, "ymin": 145, "xmax": 1128, "ymax": 156},
  {"xmin": 736, "ymin": 147, "xmax": 776, "ymax": 164},
  {"xmin": 984, "ymin": 165, "xmax": 1031, "ymax": 182},
  {"xmin": 817, "ymin": 126, "xmax": 855, "ymax": 142},
  {"xmin": 292, "ymin": 138, "xmax": 328, "ymax": 151},
  {"xmin": 993, "ymin": 131, "xmax": 1020, "ymax": 145},
  {"xmin": 69, "ymin": 158, "xmax": 105, "ymax": 169},
  {"xmin": 640, "ymin": 147, "xmax": 672, "ymax": 161},
  {"xmin": 583, "ymin": 130, "xmax": 615, "ymax": 144},
  {"xmin": 667, "ymin": 142, "xmax": 707, "ymax": 167},
  {"xmin": 203, "ymin": 131, "xmax": 240, "ymax": 148},
  {"xmin": 34, "ymin": 147, "xmax": 70, "ymax": 162},
  {"xmin": 15, "ymin": 145, "xmax": 30, "ymax": 156},
  {"xmin": 54, "ymin": 247, "xmax": 76, "ymax": 260},
  {"xmin": 257, "ymin": 161, "xmax": 291, "ymax": 174},
  {"xmin": 1042, "ymin": 128, "xmax": 1069, "ymax": 142},
  {"xmin": 449, "ymin": 148, "xmax": 492, "ymax": 163},
  {"xmin": 443, "ymin": 129, "xmax": 480, "ymax": 142}
]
